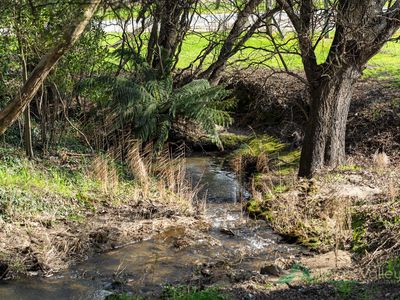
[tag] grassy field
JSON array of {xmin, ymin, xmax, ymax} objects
[
  {"xmin": 177, "ymin": 33, "xmax": 400, "ymax": 82},
  {"xmin": 103, "ymin": 31, "xmax": 400, "ymax": 83}
]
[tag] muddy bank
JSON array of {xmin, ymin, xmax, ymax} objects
[
  {"xmin": 0, "ymin": 156, "xmax": 309, "ymax": 299},
  {"xmin": 0, "ymin": 198, "xmax": 201, "ymax": 279}
]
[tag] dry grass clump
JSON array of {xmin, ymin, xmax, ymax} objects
[
  {"xmin": 125, "ymin": 141, "xmax": 196, "ymax": 213},
  {"xmin": 91, "ymin": 154, "xmax": 119, "ymax": 195},
  {"xmin": 372, "ymin": 149, "xmax": 390, "ymax": 173},
  {"xmin": 273, "ymin": 195, "xmax": 350, "ymax": 252},
  {"xmin": 351, "ymin": 201, "xmax": 400, "ymax": 279},
  {"xmin": 249, "ymin": 179, "xmax": 352, "ymax": 252},
  {"xmin": 89, "ymin": 140, "xmax": 197, "ymax": 212}
]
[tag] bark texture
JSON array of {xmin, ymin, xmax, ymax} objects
[
  {"xmin": 277, "ymin": 0, "xmax": 400, "ymax": 177},
  {"xmin": 299, "ymin": 67, "xmax": 360, "ymax": 177},
  {"xmin": 149, "ymin": 0, "xmax": 197, "ymax": 76}
]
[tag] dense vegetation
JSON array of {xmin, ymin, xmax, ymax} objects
[{"xmin": 1, "ymin": 1, "xmax": 400, "ymax": 299}]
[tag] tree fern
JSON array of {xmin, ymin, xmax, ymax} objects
[{"xmin": 79, "ymin": 72, "xmax": 233, "ymax": 151}]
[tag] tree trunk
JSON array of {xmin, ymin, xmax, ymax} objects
[
  {"xmin": 23, "ymin": 105, "xmax": 34, "ymax": 158},
  {"xmin": 17, "ymin": 25, "xmax": 34, "ymax": 159},
  {"xmin": 325, "ymin": 68, "xmax": 360, "ymax": 167},
  {"xmin": 146, "ymin": 18, "xmax": 159, "ymax": 66},
  {"xmin": 151, "ymin": 0, "xmax": 196, "ymax": 76},
  {"xmin": 298, "ymin": 67, "xmax": 360, "ymax": 178},
  {"xmin": 0, "ymin": 0, "xmax": 100, "ymax": 135}
]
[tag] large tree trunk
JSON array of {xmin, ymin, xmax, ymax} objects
[
  {"xmin": 325, "ymin": 68, "xmax": 360, "ymax": 167},
  {"xmin": 0, "ymin": 0, "xmax": 100, "ymax": 135},
  {"xmin": 277, "ymin": 0, "xmax": 400, "ymax": 178},
  {"xmin": 298, "ymin": 67, "xmax": 360, "ymax": 178}
]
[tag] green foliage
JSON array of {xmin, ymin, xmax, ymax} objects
[
  {"xmin": 338, "ymin": 164, "xmax": 362, "ymax": 172},
  {"xmin": 0, "ymin": 147, "xmax": 133, "ymax": 221},
  {"xmin": 385, "ymin": 257, "xmax": 400, "ymax": 281},
  {"xmin": 351, "ymin": 214, "xmax": 368, "ymax": 254},
  {"xmin": 278, "ymin": 263, "xmax": 312, "ymax": 285},
  {"xmin": 105, "ymin": 286, "xmax": 229, "ymax": 300},
  {"xmin": 81, "ymin": 73, "xmax": 233, "ymax": 150},
  {"xmin": 234, "ymin": 135, "xmax": 285, "ymax": 157},
  {"xmin": 245, "ymin": 197, "xmax": 273, "ymax": 221},
  {"xmin": 105, "ymin": 295, "xmax": 143, "ymax": 300},
  {"xmin": 0, "ymin": 148, "xmax": 90, "ymax": 220},
  {"xmin": 162, "ymin": 285, "xmax": 229, "ymax": 300},
  {"xmin": 219, "ymin": 133, "xmax": 251, "ymax": 149},
  {"xmin": 232, "ymin": 135, "xmax": 300, "ymax": 175},
  {"xmin": 328, "ymin": 280, "xmax": 369, "ymax": 300}
]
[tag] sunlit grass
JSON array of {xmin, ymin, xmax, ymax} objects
[
  {"xmin": 0, "ymin": 147, "xmax": 119, "ymax": 221},
  {"xmin": 103, "ymin": 29, "xmax": 400, "ymax": 83},
  {"xmin": 178, "ymin": 33, "xmax": 400, "ymax": 83}
]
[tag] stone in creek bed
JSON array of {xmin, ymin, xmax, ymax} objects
[
  {"xmin": 201, "ymin": 268, "xmax": 212, "ymax": 277},
  {"xmin": 260, "ymin": 264, "xmax": 284, "ymax": 276}
]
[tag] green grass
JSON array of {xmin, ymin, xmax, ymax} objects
[
  {"xmin": 162, "ymin": 285, "xmax": 229, "ymax": 300},
  {"xmin": 364, "ymin": 41, "xmax": 400, "ymax": 83},
  {"xmin": 0, "ymin": 147, "xmax": 131, "ymax": 222},
  {"xmin": 106, "ymin": 286, "xmax": 229, "ymax": 300},
  {"xmin": 278, "ymin": 263, "xmax": 312, "ymax": 285},
  {"xmin": 99, "ymin": 1, "xmax": 255, "ymax": 20},
  {"xmin": 178, "ymin": 33, "xmax": 400, "ymax": 82},
  {"xmin": 103, "ymin": 30, "xmax": 400, "ymax": 83},
  {"xmin": 329, "ymin": 280, "xmax": 369, "ymax": 300}
]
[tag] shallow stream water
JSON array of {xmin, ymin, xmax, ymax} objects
[{"xmin": 0, "ymin": 156, "xmax": 301, "ymax": 300}]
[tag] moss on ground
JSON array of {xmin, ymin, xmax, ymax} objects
[
  {"xmin": 231, "ymin": 134, "xmax": 300, "ymax": 175},
  {"xmin": 246, "ymin": 198, "xmax": 273, "ymax": 221},
  {"xmin": 219, "ymin": 133, "xmax": 251, "ymax": 150},
  {"xmin": 233, "ymin": 135, "xmax": 285, "ymax": 157}
]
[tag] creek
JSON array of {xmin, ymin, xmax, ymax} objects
[{"xmin": 0, "ymin": 156, "xmax": 302, "ymax": 299}]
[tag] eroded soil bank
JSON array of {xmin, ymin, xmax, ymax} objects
[
  {"xmin": 1, "ymin": 156, "xmax": 307, "ymax": 299},
  {"xmin": 0, "ymin": 197, "xmax": 202, "ymax": 279},
  {"xmin": 3, "ymin": 155, "xmax": 400, "ymax": 300}
]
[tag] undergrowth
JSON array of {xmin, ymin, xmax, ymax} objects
[
  {"xmin": 162, "ymin": 285, "xmax": 229, "ymax": 300},
  {"xmin": 106, "ymin": 286, "xmax": 229, "ymax": 300},
  {"xmin": 0, "ymin": 143, "xmax": 195, "ymax": 222},
  {"xmin": 230, "ymin": 134, "xmax": 300, "ymax": 175},
  {"xmin": 0, "ymin": 147, "xmax": 105, "ymax": 221},
  {"xmin": 236, "ymin": 135, "xmax": 354, "ymax": 252}
]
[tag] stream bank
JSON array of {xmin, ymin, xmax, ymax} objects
[
  {"xmin": 2, "ymin": 146, "xmax": 399, "ymax": 299},
  {"xmin": 0, "ymin": 155, "xmax": 307, "ymax": 299}
]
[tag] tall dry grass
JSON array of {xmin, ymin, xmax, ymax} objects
[
  {"xmin": 91, "ymin": 154, "xmax": 119, "ymax": 195},
  {"xmin": 89, "ymin": 140, "xmax": 197, "ymax": 213},
  {"xmin": 126, "ymin": 141, "xmax": 196, "ymax": 212}
]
